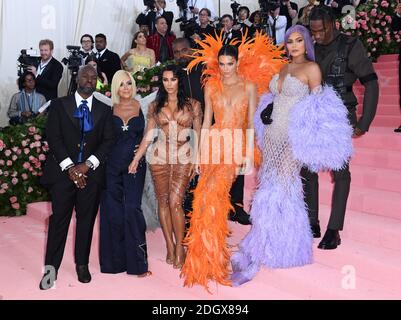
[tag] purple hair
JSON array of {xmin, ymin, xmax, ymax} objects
[{"xmin": 284, "ymin": 25, "xmax": 315, "ymax": 62}]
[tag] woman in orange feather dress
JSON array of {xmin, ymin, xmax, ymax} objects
[{"xmin": 181, "ymin": 33, "xmax": 286, "ymax": 291}]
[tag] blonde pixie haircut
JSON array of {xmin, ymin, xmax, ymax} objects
[{"xmin": 111, "ymin": 70, "xmax": 137, "ymax": 105}]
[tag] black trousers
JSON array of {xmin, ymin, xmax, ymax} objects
[
  {"xmin": 44, "ymin": 179, "xmax": 102, "ymax": 271},
  {"xmin": 301, "ymin": 109, "xmax": 356, "ymax": 231}
]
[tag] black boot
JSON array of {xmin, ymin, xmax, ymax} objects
[
  {"xmin": 229, "ymin": 207, "xmax": 251, "ymax": 225},
  {"xmin": 318, "ymin": 229, "xmax": 341, "ymax": 250},
  {"xmin": 394, "ymin": 125, "xmax": 401, "ymax": 133},
  {"xmin": 76, "ymin": 265, "xmax": 92, "ymax": 283}
]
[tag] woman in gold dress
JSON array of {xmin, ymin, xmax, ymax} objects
[{"xmin": 129, "ymin": 64, "xmax": 202, "ymax": 269}]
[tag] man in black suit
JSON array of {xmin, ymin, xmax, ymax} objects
[
  {"xmin": 221, "ymin": 15, "xmax": 242, "ymax": 46},
  {"xmin": 27, "ymin": 39, "xmax": 63, "ymax": 101},
  {"xmin": 136, "ymin": 0, "xmax": 174, "ymax": 35},
  {"xmin": 95, "ymin": 34, "xmax": 121, "ymax": 83},
  {"xmin": 392, "ymin": 2, "xmax": 401, "ymax": 133},
  {"xmin": 39, "ymin": 65, "xmax": 114, "ymax": 290}
]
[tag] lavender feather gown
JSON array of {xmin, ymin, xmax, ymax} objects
[{"xmin": 231, "ymin": 74, "xmax": 353, "ymax": 286}]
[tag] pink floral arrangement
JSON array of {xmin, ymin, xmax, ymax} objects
[
  {"xmin": 0, "ymin": 116, "xmax": 49, "ymax": 216},
  {"xmin": 339, "ymin": 0, "xmax": 400, "ymax": 60}
]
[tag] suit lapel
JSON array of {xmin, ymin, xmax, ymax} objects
[
  {"xmin": 64, "ymin": 95, "xmax": 80, "ymax": 129},
  {"xmin": 91, "ymin": 97, "xmax": 102, "ymax": 130}
]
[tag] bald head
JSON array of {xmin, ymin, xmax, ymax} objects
[{"xmin": 77, "ymin": 65, "xmax": 97, "ymax": 97}]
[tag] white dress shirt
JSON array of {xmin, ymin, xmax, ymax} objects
[
  {"xmin": 59, "ymin": 92, "xmax": 100, "ymax": 171},
  {"xmin": 268, "ymin": 15, "xmax": 287, "ymax": 46}
]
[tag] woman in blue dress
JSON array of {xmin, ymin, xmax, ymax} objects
[{"xmin": 100, "ymin": 70, "xmax": 151, "ymax": 277}]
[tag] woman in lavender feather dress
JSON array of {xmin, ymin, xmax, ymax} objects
[{"xmin": 231, "ymin": 25, "xmax": 354, "ymax": 286}]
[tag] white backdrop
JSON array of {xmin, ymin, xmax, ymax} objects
[{"xmin": 0, "ymin": 0, "xmax": 304, "ymax": 126}]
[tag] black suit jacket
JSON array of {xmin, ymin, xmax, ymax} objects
[
  {"xmin": 392, "ymin": 14, "xmax": 401, "ymax": 57},
  {"xmin": 41, "ymin": 95, "xmax": 114, "ymax": 187},
  {"xmin": 222, "ymin": 29, "xmax": 242, "ymax": 46},
  {"xmin": 136, "ymin": 10, "xmax": 174, "ymax": 34},
  {"xmin": 97, "ymin": 49, "xmax": 122, "ymax": 84},
  {"xmin": 35, "ymin": 58, "xmax": 64, "ymax": 101}
]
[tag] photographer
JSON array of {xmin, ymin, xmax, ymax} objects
[
  {"xmin": 79, "ymin": 34, "xmax": 95, "ymax": 59},
  {"xmin": 184, "ymin": 0, "xmax": 216, "ymax": 22},
  {"xmin": 190, "ymin": 8, "xmax": 215, "ymax": 43},
  {"xmin": 280, "ymin": 0, "xmax": 298, "ymax": 31},
  {"xmin": 136, "ymin": 0, "xmax": 174, "ymax": 35},
  {"xmin": 233, "ymin": 6, "xmax": 254, "ymax": 39},
  {"xmin": 220, "ymin": 14, "xmax": 242, "ymax": 46},
  {"xmin": 27, "ymin": 39, "xmax": 63, "ymax": 101},
  {"xmin": 267, "ymin": 5, "xmax": 287, "ymax": 45},
  {"xmin": 8, "ymin": 72, "xmax": 46, "ymax": 125}
]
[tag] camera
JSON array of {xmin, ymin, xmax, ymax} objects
[
  {"xmin": 62, "ymin": 45, "xmax": 84, "ymax": 95},
  {"xmin": 180, "ymin": 17, "xmax": 200, "ymax": 39},
  {"xmin": 62, "ymin": 45, "xmax": 84, "ymax": 72},
  {"xmin": 259, "ymin": 0, "xmax": 281, "ymax": 12},
  {"xmin": 17, "ymin": 49, "xmax": 41, "ymax": 76},
  {"xmin": 143, "ymin": 0, "xmax": 156, "ymax": 10},
  {"xmin": 231, "ymin": 1, "xmax": 241, "ymax": 20}
]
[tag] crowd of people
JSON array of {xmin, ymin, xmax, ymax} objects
[{"xmin": 5, "ymin": 1, "xmax": 393, "ymax": 291}]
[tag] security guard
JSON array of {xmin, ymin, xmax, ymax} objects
[{"xmin": 302, "ymin": 6, "xmax": 379, "ymax": 250}]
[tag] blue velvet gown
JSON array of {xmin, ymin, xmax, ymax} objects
[{"xmin": 100, "ymin": 110, "xmax": 148, "ymax": 275}]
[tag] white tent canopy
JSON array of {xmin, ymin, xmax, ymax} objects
[{"xmin": 0, "ymin": 0, "xmax": 305, "ymax": 126}]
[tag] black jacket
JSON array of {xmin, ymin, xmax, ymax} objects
[
  {"xmin": 41, "ymin": 95, "xmax": 114, "ymax": 187},
  {"xmin": 35, "ymin": 58, "xmax": 64, "ymax": 101},
  {"xmin": 97, "ymin": 49, "xmax": 122, "ymax": 84},
  {"xmin": 136, "ymin": 10, "xmax": 174, "ymax": 34}
]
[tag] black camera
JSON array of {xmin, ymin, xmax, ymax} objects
[
  {"xmin": 143, "ymin": 0, "xmax": 156, "ymax": 10},
  {"xmin": 260, "ymin": 0, "xmax": 281, "ymax": 12},
  {"xmin": 180, "ymin": 17, "xmax": 200, "ymax": 39},
  {"xmin": 17, "ymin": 49, "xmax": 41, "ymax": 76},
  {"xmin": 231, "ymin": 1, "xmax": 241, "ymax": 20},
  {"xmin": 62, "ymin": 45, "xmax": 83, "ymax": 72},
  {"xmin": 176, "ymin": 0, "xmax": 188, "ymax": 11}
]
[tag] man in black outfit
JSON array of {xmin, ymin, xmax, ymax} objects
[
  {"xmin": 39, "ymin": 65, "xmax": 114, "ymax": 290},
  {"xmin": 27, "ymin": 39, "xmax": 63, "ymax": 101},
  {"xmin": 95, "ymin": 34, "xmax": 122, "ymax": 83},
  {"xmin": 220, "ymin": 14, "xmax": 242, "ymax": 46},
  {"xmin": 392, "ymin": 2, "xmax": 401, "ymax": 133},
  {"xmin": 303, "ymin": 6, "xmax": 379, "ymax": 250},
  {"xmin": 173, "ymin": 38, "xmax": 251, "ymax": 225}
]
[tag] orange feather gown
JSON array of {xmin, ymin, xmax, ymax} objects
[{"xmin": 181, "ymin": 32, "xmax": 286, "ymax": 291}]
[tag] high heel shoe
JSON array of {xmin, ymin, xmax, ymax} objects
[
  {"xmin": 138, "ymin": 271, "xmax": 153, "ymax": 278},
  {"xmin": 173, "ymin": 245, "xmax": 186, "ymax": 269},
  {"xmin": 166, "ymin": 245, "xmax": 175, "ymax": 265}
]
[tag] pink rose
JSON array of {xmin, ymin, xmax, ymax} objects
[
  {"xmin": 371, "ymin": 9, "xmax": 377, "ymax": 17},
  {"xmin": 12, "ymin": 155, "xmax": 17, "ymax": 161},
  {"xmin": 7, "ymin": 160, "xmax": 12, "ymax": 166},
  {"xmin": 12, "ymin": 147, "xmax": 18, "ymax": 152},
  {"xmin": 380, "ymin": 0, "xmax": 389, "ymax": 7},
  {"xmin": 28, "ymin": 187, "xmax": 33, "ymax": 193},
  {"xmin": 0, "ymin": 139, "xmax": 5, "ymax": 151},
  {"xmin": 24, "ymin": 148, "xmax": 30, "ymax": 155},
  {"xmin": 385, "ymin": 15, "xmax": 392, "ymax": 23},
  {"xmin": 23, "ymin": 162, "xmax": 31, "ymax": 169},
  {"xmin": 11, "ymin": 171, "xmax": 17, "ymax": 177},
  {"xmin": 376, "ymin": 28, "xmax": 382, "ymax": 35},
  {"xmin": 0, "ymin": 189, "xmax": 5, "ymax": 194},
  {"xmin": 34, "ymin": 134, "xmax": 42, "ymax": 141},
  {"xmin": 0, "ymin": 169, "xmax": 2, "ymax": 175},
  {"xmin": 367, "ymin": 38, "xmax": 374, "ymax": 43},
  {"xmin": 21, "ymin": 140, "xmax": 28, "ymax": 147},
  {"xmin": 9, "ymin": 196, "xmax": 17, "ymax": 204},
  {"xmin": 34, "ymin": 141, "xmax": 41, "ymax": 148},
  {"xmin": 1, "ymin": 183, "xmax": 8, "ymax": 189},
  {"xmin": 21, "ymin": 173, "xmax": 28, "ymax": 180},
  {"xmin": 38, "ymin": 154, "xmax": 46, "ymax": 161},
  {"xmin": 32, "ymin": 171, "xmax": 38, "ymax": 176},
  {"xmin": 16, "ymin": 149, "xmax": 22, "ymax": 155},
  {"xmin": 381, "ymin": 21, "xmax": 387, "ymax": 27},
  {"xmin": 3, "ymin": 171, "xmax": 9, "ymax": 177},
  {"xmin": 12, "ymin": 203, "xmax": 20, "ymax": 210},
  {"xmin": 0, "ymin": 160, "xmax": 4, "ymax": 166},
  {"xmin": 11, "ymin": 178, "xmax": 18, "ymax": 185},
  {"xmin": 28, "ymin": 126, "xmax": 36, "ymax": 134},
  {"xmin": 4, "ymin": 149, "xmax": 11, "ymax": 157}
]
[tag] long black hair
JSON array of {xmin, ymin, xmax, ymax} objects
[
  {"xmin": 218, "ymin": 45, "xmax": 239, "ymax": 61},
  {"xmin": 155, "ymin": 64, "xmax": 189, "ymax": 114},
  {"xmin": 85, "ymin": 54, "xmax": 105, "ymax": 83}
]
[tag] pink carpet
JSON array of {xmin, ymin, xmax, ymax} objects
[{"xmin": 1, "ymin": 55, "xmax": 401, "ymax": 300}]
